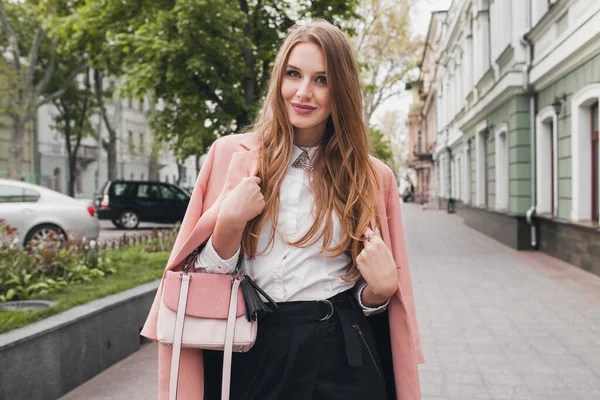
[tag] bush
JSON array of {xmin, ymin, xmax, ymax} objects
[{"xmin": 0, "ymin": 219, "xmax": 178, "ymax": 302}]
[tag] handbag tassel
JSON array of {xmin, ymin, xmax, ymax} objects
[{"xmin": 240, "ymin": 275, "xmax": 278, "ymax": 321}]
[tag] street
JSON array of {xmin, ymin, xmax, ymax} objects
[
  {"xmin": 97, "ymin": 220, "xmax": 175, "ymax": 243},
  {"xmin": 61, "ymin": 204, "xmax": 600, "ymax": 400}
]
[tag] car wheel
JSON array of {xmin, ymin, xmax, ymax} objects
[
  {"xmin": 111, "ymin": 219, "xmax": 121, "ymax": 228},
  {"xmin": 118, "ymin": 210, "xmax": 140, "ymax": 229},
  {"xmin": 25, "ymin": 224, "xmax": 65, "ymax": 246}
]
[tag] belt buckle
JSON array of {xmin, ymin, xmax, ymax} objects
[{"xmin": 317, "ymin": 299, "xmax": 334, "ymax": 321}]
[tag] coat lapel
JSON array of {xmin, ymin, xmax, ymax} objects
[{"xmin": 169, "ymin": 136, "xmax": 260, "ymax": 269}]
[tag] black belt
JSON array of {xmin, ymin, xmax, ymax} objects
[{"xmin": 261, "ymin": 290, "xmax": 364, "ymax": 368}]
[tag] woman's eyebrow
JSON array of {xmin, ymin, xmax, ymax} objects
[{"xmin": 286, "ymin": 64, "xmax": 326, "ymax": 75}]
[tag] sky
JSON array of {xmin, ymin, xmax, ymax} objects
[{"xmin": 371, "ymin": 0, "xmax": 453, "ymax": 128}]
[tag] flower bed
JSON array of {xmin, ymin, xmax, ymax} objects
[{"xmin": 0, "ymin": 219, "xmax": 176, "ymax": 333}]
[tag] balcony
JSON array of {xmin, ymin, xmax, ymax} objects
[
  {"xmin": 39, "ymin": 142, "xmax": 99, "ymax": 162},
  {"xmin": 412, "ymin": 142, "xmax": 435, "ymax": 162}
]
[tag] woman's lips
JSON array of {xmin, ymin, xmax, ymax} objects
[{"xmin": 291, "ymin": 102, "xmax": 317, "ymax": 115}]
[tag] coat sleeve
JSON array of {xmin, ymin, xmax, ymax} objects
[
  {"xmin": 386, "ymin": 171, "xmax": 424, "ymax": 364},
  {"xmin": 140, "ymin": 140, "xmax": 218, "ymax": 341}
]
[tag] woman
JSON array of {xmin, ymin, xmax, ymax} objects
[{"xmin": 141, "ymin": 19, "xmax": 423, "ymax": 400}]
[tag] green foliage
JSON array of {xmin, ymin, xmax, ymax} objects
[
  {"xmin": 369, "ymin": 127, "xmax": 394, "ymax": 168},
  {"xmin": 352, "ymin": 0, "xmax": 423, "ymax": 124},
  {"xmin": 0, "ymin": 219, "xmax": 177, "ymax": 303},
  {"xmin": 54, "ymin": 0, "xmax": 360, "ymax": 159},
  {"xmin": 0, "ymin": 247, "xmax": 169, "ymax": 334}
]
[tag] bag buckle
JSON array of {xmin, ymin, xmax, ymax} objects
[{"xmin": 317, "ymin": 299, "xmax": 334, "ymax": 321}]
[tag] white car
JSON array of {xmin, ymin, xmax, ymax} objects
[{"xmin": 0, "ymin": 179, "xmax": 100, "ymax": 246}]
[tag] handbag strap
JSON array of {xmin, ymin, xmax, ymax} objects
[
  {"xmin": 168, "ymin": 273, "xmax": 242, "ymax": 400},
  {"xmin": 221, "ymin": 276, "xmax": 242, "ymax": 400},
  {"xmin": 168, "ymin": 273, "xmax": 191, "ymax": 400}
]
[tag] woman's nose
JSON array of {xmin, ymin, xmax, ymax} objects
[{"xmin": 296, "ymin": 79, "xmax": 312, "ymax": 100}]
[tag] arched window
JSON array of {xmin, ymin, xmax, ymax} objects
[
  {"xmin": 592, "ymin": 101, "xmax": 599, "ymax": 222},
  {"xmin": 571, "ymin": 84, "xmax": 600, "ymax": 222},
  {"xmin": 494, "ymin": 124, "xmax": 509, "ymax": 211},
  {"xmin": 536, "ymin": 106, "xmax": 558, "ymax": 215},
  {"xmin": 476, "ymin": 123, "xmax": 489, "ymax": 207}
]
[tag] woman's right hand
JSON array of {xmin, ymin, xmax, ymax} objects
[{"xmin": 217, "ymin": 176, "xmax": 265, "ymax": 227}]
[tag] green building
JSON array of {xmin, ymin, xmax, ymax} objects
[{"xmin": 421, "ymin": 0, "xmax": 600, "ymax": 273}]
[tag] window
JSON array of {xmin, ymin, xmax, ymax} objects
[
  {"xmin": 128, "ymin": 131, "xmax": 134, "ymax": 155},
  {"xmin": 130, "ymin": 172, "xmax": 135, "ymax": 180},
  {"xmin": 137, "ymin": 184, "xmax": 160, "ymax": 199},
  {"xmin": 110, "ymin": 182, "xmax": 135, "ymax": 197},
  {"xmin": 417, "ymin": 131, "xmax": 423, "ymax": 153},
  {"xmin": 139, "ymin": 97, "xmax": 145, "ymax": 112},
  {"xmin": 536, "ymin": 107, "xmax": 558, "ymax": 215},
  {"xmin": 570, "ymin": 84, "xmax": 600, "ymax": 222},
  {"xmin": 592, "ymin": 102, "xmax": 599, "ymax": 221},
  {"xmin": 494, "ymin": 127, "xmax": 509, "ymax": 210},
  {"xmin": 139, "ymin": 133, "xmax": 145, "ymax": 152},
  {"xmin": 0, "ymin": 185, "xmax": 40, "ymax": 203},
  {"xmin": 160, "ymin": 185, "xmax": 188, "ymax": 201},
  {"xmin": 476, "ymin": 126, "xmax": 489, "ymax": 207}
]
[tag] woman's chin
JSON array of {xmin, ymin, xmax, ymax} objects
[{"xmin": 289, "ymin": 117, "xmax": 326, "ymax": 131}]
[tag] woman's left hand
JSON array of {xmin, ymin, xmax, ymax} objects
[{"xmin": 356, "ymin": 227, "xmax": 399, "ymax": 302}]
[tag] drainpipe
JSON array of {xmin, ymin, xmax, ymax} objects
[{"xmin": 521, "ymin": 29, "xmax": 537, "ymax": 249}]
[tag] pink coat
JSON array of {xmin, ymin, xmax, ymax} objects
[{"xmin": 141, "ymin": 132, "xmax": 424, "ymax": 400}]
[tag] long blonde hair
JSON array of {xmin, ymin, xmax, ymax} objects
[{"xmin": 242, "ymin": 20, "xmax": 380, "ymax": 281}]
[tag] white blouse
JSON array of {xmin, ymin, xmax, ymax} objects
[{"xmin": 196, "ymin": 145, "xmax": 388, "ymax": 316}]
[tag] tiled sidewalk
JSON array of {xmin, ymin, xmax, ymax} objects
[
  {"xmin": 60, "ymin": 204, "xmax": 600, "ymax": 400},
  {"xmin": 406, "ymin": 205, "xmax": 600, "ymax": 400}
]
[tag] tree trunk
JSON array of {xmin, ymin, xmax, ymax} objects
[
  {"xmin": 95, "ymin": 70, "xmax": 119, "ymax": 181},
  {"xmin": 176, "ymin": 159, "xmax": 184, "ymax": 186},
  {"xmin": 7, "ymin": 117, "xmax": 25, "ymax": 180},
  {"xmin": 148, "ymin": 140, "xmax": 161, "ymax": 181}
]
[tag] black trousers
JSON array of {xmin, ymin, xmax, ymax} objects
[{"xmin": 204, "ymin": 290, "xmax": 388, "ymax": 400}]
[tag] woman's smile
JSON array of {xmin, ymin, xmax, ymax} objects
[{"xmin": 291, "ymin": 102, "xmax": 317, "ymax": 115}]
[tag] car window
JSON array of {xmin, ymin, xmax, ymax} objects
[
  {"xmin": 0, "ymin": 184, "xmax": 40, "ymax": 203},
  {"xmin": 137, "ymin": 184, "xmax": 160, "ymax": 199},
  {"xmin": 159, "ymin": 185, "xmax": 188, "ymax": 201},
  {"xmin": 111, "ymin": 182, "xmax": 135, "ymax": 197}
]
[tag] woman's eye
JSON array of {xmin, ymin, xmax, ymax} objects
[
  {"xmin": 315, "ymin": 76, "xmax": 327, "ymax": 85},
  {"xmin": 286, "ymin": 70, "xmax": 300, "ymax": 78}
]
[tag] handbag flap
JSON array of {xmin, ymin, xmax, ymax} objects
[{"xmin": 162, "ymin": 270, "xmax": 246, "ymax": 318}]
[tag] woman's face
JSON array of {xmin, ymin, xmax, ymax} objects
[{"xmin": 280, "ymin": 42, "xmax": 332, "ymax": 139}]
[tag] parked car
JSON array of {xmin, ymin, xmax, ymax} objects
[
  {"xmin": 95, "ymin": 180, "xmax": 190, "ymax": 229},
  {"xmin": 0, "ymin": 179, "xmax": 100, "ymax": 246}
]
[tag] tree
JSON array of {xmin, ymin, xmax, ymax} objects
[
  {"xmin": 58, "ymin": 0, "xmax": 360, "ymax": 161},
  {"xmin": 50, "ymin": 66, "xmax": 97, "ymax": 196},
  {"xmin": 352, "ymin": 0, "xmax": 422, "ymax": 125},
  {"xmin": 369, "ymin": 126, "xmax": 394, "ymax": 168},
  {"xmin": 0, "ymin": 1, "xmax": 86, "ymax": 180}
]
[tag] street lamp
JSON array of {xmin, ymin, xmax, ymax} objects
[{"xmin": 552, "ymin": 94, "xmax": 567, "ymax": 116}]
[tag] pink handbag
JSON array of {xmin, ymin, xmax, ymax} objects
[{"xmin": 156, "ymin": 248, "xmax": 275, "ymax": 400}]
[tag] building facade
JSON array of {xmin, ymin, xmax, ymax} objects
[
  {"xmin": 2, "ymin": 89, "xmax": 197, "ymax": 200},
  {"xmin": 407, "ymin": 11, "xmax": 446, "ymax": 207},
  {"xmin": 425, "ymin": 0, "xmax": 600, "ymax": 274}
]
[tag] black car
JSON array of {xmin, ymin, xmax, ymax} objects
[{"xmin": 95, "ymin": 180, "xmax": 190, "ymax": 229}]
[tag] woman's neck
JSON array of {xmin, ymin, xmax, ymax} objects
[{"xmin": 293, "ymin": 122, "xmax": 327, "ymax": 147}]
